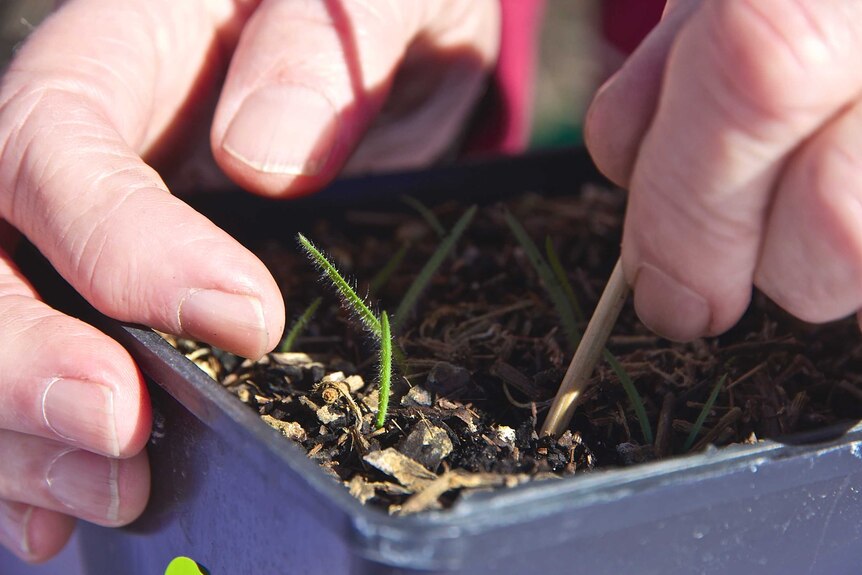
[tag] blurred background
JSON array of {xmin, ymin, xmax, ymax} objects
[{"xmin": 0, "ymin": 1, "xmax": 635, "ymax": 151}]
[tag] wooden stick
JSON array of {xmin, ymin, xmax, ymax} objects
[{"xmin": 541, "ymin": 257, "xmax": 630, "ymax": 437}]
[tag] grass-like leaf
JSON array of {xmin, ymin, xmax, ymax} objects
[
  {"xmin": 401, "ymin": 195, "xmax": 446, "ymax": 237},
  {"xmin": 504, "ymin": 210, "xmax": 580, "ymax": 348},
  {"xmin": 604, "ymin": 350, "xmax": 653, "ymax": 444},
  {"xmin": 279, "ymin": 297, "xmax": 322, "ymax": 353},
  {"xmin": 297, "ymin": 233, "xmax": 381, "ymax": 337},
  {"xmin": 376, "ymin": 311, "xmax": 393, "ymax": 428},
  {"xmin": 684, "ymin": 374, "xmax": 728, "ymax": 451},
  {"xmin": 545, "ymin": 236, "xmax": 584, "ymax": 324},
  {"xmin": 369, "ymin": 243, "xmax": 409, "ymax": 294},
  {"xmin": 392, "ymin": 205, "xmax": 477, "ymax": 334}
]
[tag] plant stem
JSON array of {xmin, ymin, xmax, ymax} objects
[
  {"xmin": 401, "ymin": 195, "xmax": 446, "ymax": 237},
  {"xmin": 504, "ymin": 210, "xmax": 580, "ymax": 348},
  {"xmin": 297, "ymin": 233, "xmax": 381, "ymax": 337},
  {"xmin": 684, "ymin": 374, "xmax": 728, "ymax": 451},
  {"xmin": 376, "ymin": 311, "xmax": 393, "ymax": 428},
  {"xmin": 392, "ymin": 205, "xmax": 476, "ymax": 334},
  {"xmin": 604, "ymin": 349, "xmax": 653, "ymax": 444},
  {"xmin": 545, "ymin": 235, "xmax": 585, "ymax": 324},
  {"xmin": 279, "ymin": 297, "xmax": 322, "ymax": 353}
]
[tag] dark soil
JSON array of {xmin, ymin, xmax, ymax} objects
[{"xmin": 169, "ymin": 186, "xmax": 862, "ymax": 514}]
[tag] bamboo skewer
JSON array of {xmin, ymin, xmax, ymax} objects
[{"xmin": 541, "ymin": 257, "xmax": 630, "ymax": 437}]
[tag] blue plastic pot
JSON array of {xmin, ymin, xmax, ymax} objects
[{"xmin": 5, "ymin": 149, "xmax": 862, "ymax": 574}]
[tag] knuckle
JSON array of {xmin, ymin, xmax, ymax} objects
[
  {"xmin": 704, "ymin": 0, "xmax": 836, "ymax": 122},
  {"xmin": 757, "ymin": 140, "xmax": 862, "ymax": 323}
]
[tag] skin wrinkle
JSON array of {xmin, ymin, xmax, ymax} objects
[
  {"xmin": 733, "ymin": 0, "xmax": 830, "ymax": 72},
  {"xmin": 65, "ymin": 186, "xmax": 152, "ymax": 310}
]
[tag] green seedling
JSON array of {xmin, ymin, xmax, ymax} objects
[
  {"xmin": 298, "ymin": 233, "xmax": 389, "ymax": 427},
  {"xmin": 369, "ymin": 243, "xmax": 409, "ymax": 294},
  {"xmin": 401, "ymin": 195, "xmax": 446, "ymax": 237},
  {"xmin": 545, "ymin": 236, "xmax": 584, "ymax": 324},
  {"xmin": 297, "ymin": 205, "xmax": 475, "ymax": 427},
  {"xmin": 392, "ymin": 205, "xmax": 476, "ymax": 334},
  {"xmin": 604, "ymin": 350, "xmax": 653, "ymax": 444},
  {"xmin": 508, "ymin": 213, "xmax": 652, "ymax": 442},
  {"xmin": 279, "ymin": 297, "xmax": 322, "ymax": 353},
  {"xmin": 298, "ymin": 234, "xmax": 381, "ymax": 337},
  {"xmin": 684, "ymin": 373, "xmax": 728, "ymax": 451},
  {"xmin": 504, "ymin": 209, "xmax": 580, "ymax": 348}
]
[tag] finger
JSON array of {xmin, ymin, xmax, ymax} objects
[
  {"xmin": 211, "ymin": 0, "xmax": 500, "ymax": 196},
  {"xmin": 622, "ymin": 0, "xmax": 862, "ymax": 341},
  {"xmin": 0, "ymin": 1, "xmax": 285, "ymax": 359},
  {"xmin": 584, "ymin": 0, "xmax": 701, "ymax": 187},
  {"xmin": 755, "ymin": 100, "xmax": 862, "ymax": 323},
  {"xmin": 0, "ymin": 249, "xmax": 150, "ymax": 457},
  {"xmin": 0, "ymin": 500, "xmax": 74, "ymax": 564},
  {"xmin": 0, "ymin": 431, "xmax": 149, "ymax": 528}
]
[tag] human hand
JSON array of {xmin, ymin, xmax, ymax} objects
[
  {"xmin": 0, "ymin": 0, "xmax": 498, "ymax": 562},
  {"xmin": 586, "ymin": 0, "xmax": 862, "ymax": 341}
]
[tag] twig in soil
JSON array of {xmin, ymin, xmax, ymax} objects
[
  {"xmin": 541, "ymin": 258, "xmax": 629, "ymax": 437},
  {"xmin": 279, "ymin": 297, "xmax": 322, "ymax": 352},
  {"xmin": 504, "ymin": 210, "xmax": 580, "ymax": 347},
  {"xmin": 508, "ymin": 227, "xmax": 649, "ymax": 440},
  {"xmin": 392, "ymin": 205, "xmax": 477, "ymax": 334},
  {"xmin": 684, "ymin": 373, "xmax": 728, "ymax": 451}
]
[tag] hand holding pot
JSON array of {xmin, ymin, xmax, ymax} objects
[
  {"xmin": 586, "ymin": 0, "xmax": 862, "ymax": 341},
  {"xmin": 0, "ymin": 0, "xmax": 499, "ymax": 563}
]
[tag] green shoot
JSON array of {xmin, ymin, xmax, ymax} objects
[
  {"xmin": 297, "ymin": 233, "xmax": 381, "ymax": 337},
  {"xmin": 508, "ymin": 217, "xmax": 651, "ymax": 443},
  {"xmin": 298, "ymin": 233, "xmax": 399, "ymax": 427},
  {"xmin": 504, "ymin": 210, "xmax": 580, "ymax": 347},
  {"xmin": 376, "ymin": 311, "xmax": 393, "ymax": 428},
  {"xmin": 392, "ymin": 205, "xmax": 477, "ymax": 334},
  {"xmin": 545, "ymin": 236, "xmax": 584, "ymax": 324},
  {"xmin": 684, "ymin": 374, "xmax": 728, "ymax": 451},
  {"xmin": 279, "ymin": 297, "xmax": 322, "ymax": 353},
  {"xmin": 369, "ymin": 243, "xmax": 409, "ymax": 294},
  {"xmin": 401, "ymin": 195, "xmax": 446, "ymax": 237},
  {"xmin": 604, "ymin": 350, "xmax": 653, "ymax": 444}
]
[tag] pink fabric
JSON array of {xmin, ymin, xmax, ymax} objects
[
  {"xmin": 465, "ymin": 0, "xmax": 544, "ymax": 155},
  {"xmin": 467, "ymin": 0, "xmax": 666, "ymax": 155},
  {"xmin": 603, "ymin": 0, "xmax": 666, "ymax": 54}
]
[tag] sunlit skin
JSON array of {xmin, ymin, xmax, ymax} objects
[
  {"xmin": 2, "ymin": 0, "xmax": 859, "ymax": 564},
  {"xmin": 586, "ymin": 0, "xmax": 862, "ymax": 342},
  {"xmin": 0, "ymin": 0, "xmax": 499, "ymax": 562}
]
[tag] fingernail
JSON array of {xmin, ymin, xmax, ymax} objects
[
  {"xmin": 43, "ymin": 378, "xmax": 119, "ymax": 457},
  {"xmin": 632, "ymin": 263, "xmax": 711, "ymax": 341},
  {"xmin": 222, "ymin": 84, "xmax": 338, "ymax": 176},
  {"xmin": 178, "ymin": 289, "xmax": 269, "ymax": 359},
  {"xmin": 0, "ymin": 501, "xmax": 32, "ymax": 558},
  {"xmin": 46, "ymin": 450, "xmax": 120, "ymax": 524}
]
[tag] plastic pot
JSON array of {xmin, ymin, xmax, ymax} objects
[{"xmin": 5, "ymin": 149, "xmax": 862, "ymax": 575}]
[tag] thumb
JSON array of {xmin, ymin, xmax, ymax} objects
[{"xmin": 211, "ymin": 0, "xmax": 499, "ymax": 197}]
